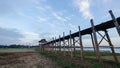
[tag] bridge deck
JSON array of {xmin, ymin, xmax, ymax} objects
[{"xmin": 44, "ymin": 17, "xmax": 120, "ymax": 45}]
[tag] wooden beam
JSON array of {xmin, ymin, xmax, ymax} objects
[
  {"xmin": 104, "ymin": 30, "xmax": 119, "ymax": 63},
  {"xmin": 109, "ymin": 10, "xmax": 120, "ymax": 36},
  {"xmin": 90, "ymin": 19, "xmax": 102, "ymax": 63},
  {"xmin": 78, "ymin": 26, "xmax": 84, "ymax": 60}
]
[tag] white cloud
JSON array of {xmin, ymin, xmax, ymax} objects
[
  {"xmin": 73, "ymin": 0, "xmax": 93, "ymax": 19},
  {"xmin": 17, "ymin": 11, "xmax": 26, "ymax": 17},
  {"xmin": 16, "ymin": 11, "xmax": 33, "ymax": 20},
  {"xmin": 36, "ymin": 5, "xmax": 52, "ymax": 11},
  {"xmin": 52, "ymin": 12, "xmax": 67, "ymax": 22},
  {"xmin": 65, "ymin": 16, "xmax": 71, "ymax": 20},
  {"xmin": 37, "ymin": 17, "xmax": 47, "ymax": 22},
  {"xmin": 19, "ymin": 31, "xmax": 40, "ymax": 45},
  {"xmin": 28, "ymin": 0, "xmax": 47, "ymax": 4},
  {"xmin": 103, "ymin": 0, "xmax": 112, "ymax": 3},
  {"xmin": 68, "ymin": 23, "xmax": 78, "ymax": 32},
  {"xmin": 39, "ymin": 32, "xmax": 56, "ymax": 40},
  {"xmin": 36, "ymin": 6, "xmax": 46, "ymax": 11}
]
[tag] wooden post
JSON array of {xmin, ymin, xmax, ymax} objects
[
  {"xmin": 78, "ymin": 26, "xmax": 84, "ymax": 60},
  {"xmin": 104, "ymin": 30, "xmax": 119, "ymax": 63},
  {"xmin": 109, "ymin": 10, "xmax": 120, "ymax": 36},
  {"xmin": 59, "ymin": 35, "xmax": 61, "ymax": 52},
  {"xmin": 42, "ymin": 44, "xmax": 45, "ymax": 52},
  {"xmin": 48, "ymin": 44, "xmax": 50, "ymax": 53},
  {"xmin": 43, "ymin": 45, "xmax": 45, "ymax": 52},
  {"xmin": 63, "ymin": 32, "xmax": 65, "ymax": 56},
  {"xmin": 70, "ymin": 30, "xmax": 73, "ymax": 57},
  {"xmin": 52, "ymin": 37, "xmax": 54, "ymax": 52},
  {"xmin": 55, "ymin": 37, "xmax": 57, "ymax": 54},
  {"xmin": 73, "ymin": 37, "xmax": 76, "ymax": 57},
  {"xmin": 90, "ymin": 19, "xmax": 102, "ymax": 63},
  {"xmin": 41, "ymin": 45, "xmax": 43, "ymax": 52},
  {"xmin": 67, "ymin": 39, "xmax": 70, "ymax": 55},
  {"xmin": 90, "ymin": 34, "xmax": 96, "ymax": 54}
]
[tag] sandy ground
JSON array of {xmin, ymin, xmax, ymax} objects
[{"xmin": 0, "ymin": 52, "xmax": 61, "ymax": 68}]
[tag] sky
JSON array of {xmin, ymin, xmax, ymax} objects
[{"xmin": 0, "ymin": 0, "xmax": 120, "ymax": 46}]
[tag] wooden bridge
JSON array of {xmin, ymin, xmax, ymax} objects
[{"xmin": 39, "ymin": 10, "xmax": 120, "ymax": 64}]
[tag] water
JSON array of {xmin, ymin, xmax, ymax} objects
[
  {"xmin": 83, "ymin": 47, "xmax": 120, "ymax": 53},
  {"xmin": 54, "ymin": 47, "xmax": 120, "ymax": 53}
]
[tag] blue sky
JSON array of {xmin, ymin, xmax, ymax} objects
[{"xmin": 0, "ymin": 0, "xmax": 120, "ymax": 46}]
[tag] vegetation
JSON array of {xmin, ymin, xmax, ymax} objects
[
  {"xmin": 0, "ymin": 44, "xmax": 38, "ymax": 48},
  {"xmin": 0, "ymin": 48, "xmax": 35, "ymax": 53},
  {"xmin": 36, "ymin": 49, "xmax": 78, "ymax": 68},
  {"xmin": 0, "ymin": 47, "xmax": 119, "ymax": 68},
  {"xmin": 36, "ymin": 49, "xmax": 120, "ymax": 68}
]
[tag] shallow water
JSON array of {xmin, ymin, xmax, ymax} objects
[{"xmin": 54, "ymin": 47, "xmax": 120, "ymax": 53}]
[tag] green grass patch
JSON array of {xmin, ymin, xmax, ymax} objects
[
  {"xmin": 35, "ymin": 49, "xmax": 78, "ymax": 68},
  {"xmin": 35, "ymin": 49, "xmax": 120, "ymax": 68},
  {"xmin": 0, "ymin": 48, "xmax": 35, "ymax": 53}
]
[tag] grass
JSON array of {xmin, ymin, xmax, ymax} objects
[
  {"xmin": 0, "ymin": 52, "xmax": 15, "ymax": 60},
  {"xmin": 0, "ymin": 48, "xmax": 35, "ymax": 53},
  {"xmin": 36, "ymin": 49, "xmax": 120, "ymax": 68},
  {"xmin": 36, "ymin": 49, "xmax": 78, "ymax": 68},
  {"xmin": 0, "ymin": 52, "xmax": 14, "ymax": 56},
  {"xmin": 36, "ymin": 50, "xmax": 103, "ymax": 68},
  {"xmin": 0, "ymin": 48, "xmax": 35, "ymax": 60}
]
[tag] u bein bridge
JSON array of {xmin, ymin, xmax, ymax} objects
[{"xmin": 39, "ymin": 10, "xmax": 120, "ymax": 64}]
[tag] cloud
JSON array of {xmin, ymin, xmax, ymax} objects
[
  {"xmin": 0, "ymin": 27, "xmax": 24, "ymax": 45},
  {"xmin": 68, "ymin": 23, "xmax": 78, "ymax": 32},
  {"xmin": 103, "ymin": 0, "xmax": 112, "ymax": 3},
  {"xmin": 36, "ymin": 5, "xmax": 52, "ymax": 11},
  {"xmin": 39, "ymin": 32, "xmax": 59, "ymax": 41},
  {"xmin": 19, "ymin": 31, "xmax": 40, "ymax": 45},
  {"xmin": 37, "ymin": 17, "xmax": 48, "ymax": 22},
  {"xmin": 0, "ymin": 0, "xmax": 14, "ymax": 15},
  {"xmin": 0, "ymin": 0, "xmax": 47, "ymax": 15},
  {"xmin": 52, "ymin": 12, "xmax": 67, "ymax": 22},
  {"xmin": 0, "ymin": 27, "xmax": 40, "ymax": 45},
  {"xmin": 73, "ymin": 0, "xmax": 93, "ymax": 19},
  {"xmin": 17, "ymin": 11, "xmax": 29, "ymax": 18},
  {"xmin": 0, "ymin": 27, "xmax": 23, "ymax": 39}
]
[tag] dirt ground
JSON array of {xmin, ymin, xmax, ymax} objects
[{"xmin": 0, "ymin": 52, "xmax": 61, "ymax": 68}]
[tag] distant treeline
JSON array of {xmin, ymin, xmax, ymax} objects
[{"xmin": 0, "ymin": 44, "xmax": 38, "ymax": 48}]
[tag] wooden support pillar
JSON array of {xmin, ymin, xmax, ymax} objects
[
  {"xmin": 39, "ymin": 43, "xmax": 42, "ymax": 51},
  {"xmin": 59, "ymin": 35, "xmax": 61, "ymax": 52},
  {"xmin": 109, "ymin": 10, "xmax": 120, "ymax": 36},
  {"xmin": 90, "ymin": 34, "xmax": 96, "ymax": 53},
  {"xmin": 48, "ymin": 44, "xmax": 50, "ymax": 53},
  {"xmin": 41, "ymin": 44, "xmax": 45, "ymax": 52},
  {"xmin": 47, "ymin": 45, "xmax": 48, "ymax": 51},
  {"xmin": 55, "ymin": 37, "xmax": 57, "ymax": 54},
  {"xmin": 41, "ymin": 45, "xmax": 43, "ymax": 52},
  {"xmin": 70, "ymin": 30, "xmax": 73, "ymax": 57},
  {"xmin": 67, "ymin": 39, "xmax": 70, "ymax": 55},
  {"xmin": 63, "ymin": 32, "xmax": 66, "ymax": 56},
  {"xmin": 78, "ymin": 26, "xmax": 84, "ymax": 60},
  {"xmin": 52, "ymin": 37, "xmax": 54, "ymax": 52},
  {"xmin": 90, "ymin": 19, "xmax": 102, "ymax": 63},
  {"xmin": 104, "ymin": 30, "xmax": 119, "ymax": 63},
  {"xmin": 73, "ymin": 37, "xmax": 76, "ymax": 57},
  {"xmin": 42, "ymin": 45, "xmax": 44, "ymax": 51}
]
